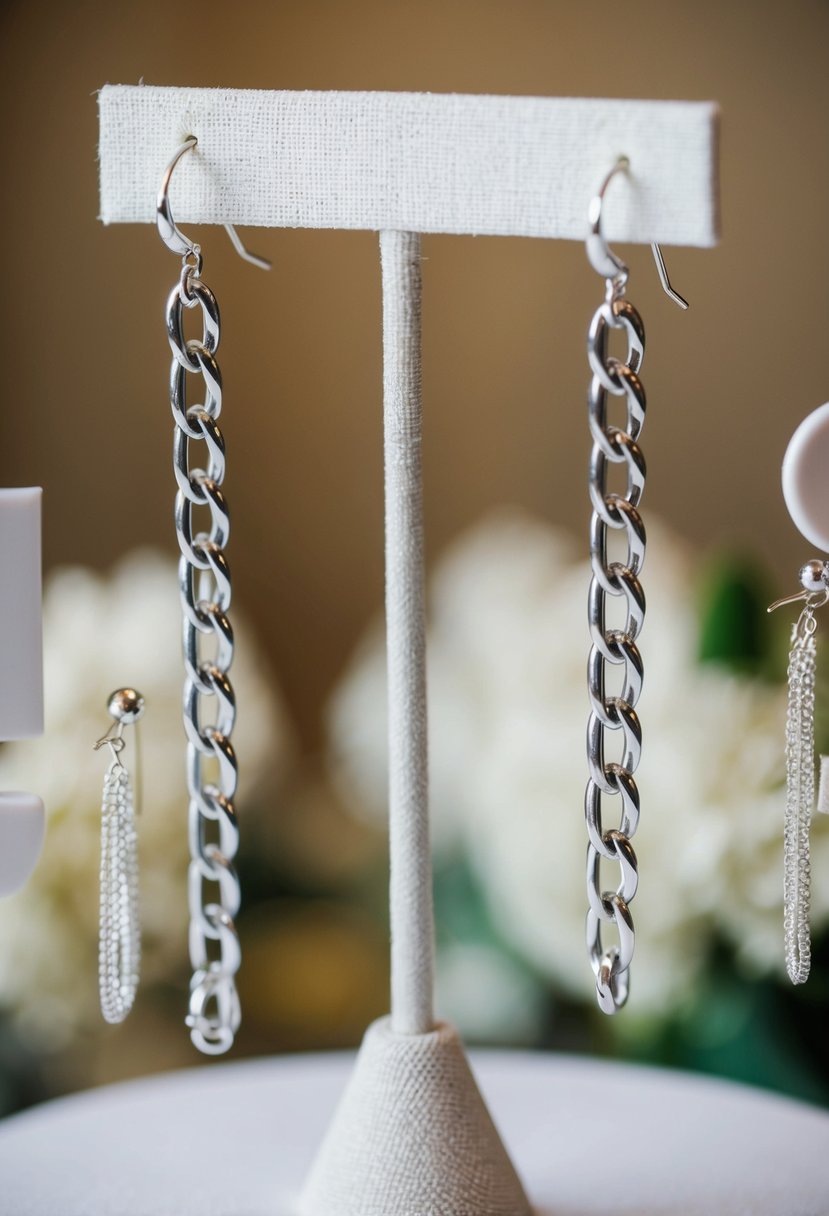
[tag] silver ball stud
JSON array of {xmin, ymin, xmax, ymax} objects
[
  {"xmin": 798, "ymin": 561, "xmax": 829, "ymax": 595},
  {"xmin": 106, "ymin": 688, "xmax": 145, "ymax": 725}
]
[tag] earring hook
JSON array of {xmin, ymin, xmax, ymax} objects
[
  {"xmin": 157, "ymin": 137, "xmax": 271, "ymax": 271},
  {"xmin": 768, "ymin": 560, "xmax": 829, "ymax": 614},
  {"xmin": 586, "ymin": 156, "xmax": 689, "ymax": 310}
]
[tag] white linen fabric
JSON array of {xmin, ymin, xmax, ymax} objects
[
  {"xmin": 299, "ymin": 1018, "xmax": 532, "ymax": 1216},
  {"xmin": 381, "ymin": 231, "xmax": 434, "ymax": 1037},
  {"xmin": 98, "ymin": 87, "xmax": 719, "ymax": 244}
]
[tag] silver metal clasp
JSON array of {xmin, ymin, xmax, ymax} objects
[
  {"xmin": 157, "ymin": 137, "xmax": 271, "ymax": 271},
  {"xmin": 586, "ymin": 156, "xmax": 689, "ymax": 309}
]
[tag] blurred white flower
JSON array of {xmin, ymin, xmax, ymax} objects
[
  {"xmin": 0, "ymin": 550, "xmax": 293, "ymax": 1045},
  {"xmin": 435, "ymin": 941, "xmax": 545, "ymax": 1045},
  {"xmin": 328, "ymin": 509, "xmax": 829, "ymax": 1017}
]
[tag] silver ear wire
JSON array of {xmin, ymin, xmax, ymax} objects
[
  {"xmin": 156, "ymin": 137, "xmax": 271, "ymax": 270},
  {"xmin": 586, "ymin": 156, "xmax": 689, "ymax": 309},
  {"xmin": 650, "ymin": 241, "xmax": 688, "ymax": 310}
]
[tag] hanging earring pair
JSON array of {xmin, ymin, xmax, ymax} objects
[
  {"xmin": 582, "ymin": 157, "xmax": 688, "ymax": 1014},
  {"xmin": 157, "ymin": 139, "xmax": 269, "ymax": 1054},
  {"xmin": 768, "ymin": 400, "xmax": 829, "ymax": 984},
  {"xmin": 95, "ymin": 688, "xmax": 144, "ymax": 1024}
]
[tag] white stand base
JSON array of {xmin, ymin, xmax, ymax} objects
[
  {"xmin": 299, "ymin": 1017, "xmax": 531, "ymax": 1215},
  {"xmin": 0, "ymin": 1049, "xmax": 827, "ymax": 1215}
]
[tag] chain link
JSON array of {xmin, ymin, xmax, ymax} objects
[
  {"xmin": 166, "ymin": 263, "xmax": 242, "ymax": 1054},
  {"xmin": 584, "ymin": 279, "xmax": 647, "ymax": 1014}
]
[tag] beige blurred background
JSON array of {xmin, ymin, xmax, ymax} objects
[
  {"xmin": 0, "ymin": 0, "xmax": 815, "ymax": 1176},
  {"xmin": 1, "ymin": 0, "xmax": 828, "ymax": 751},
  {"xmin": 0, "ymin": 0, "xmax": 827, "ymax": 1117}
]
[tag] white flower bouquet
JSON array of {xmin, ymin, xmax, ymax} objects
[{"xmin": 328, "ymin": 510, "xmax": 829, "ymax": 1039}]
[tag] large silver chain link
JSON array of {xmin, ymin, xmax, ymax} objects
[
  {"xmin": 584, "ymin": 272, "xmax": 647, "ymax": 1014},
  {"xmin": 166, "ymin": 248, "xmax": 242, "ymax": 1054}
]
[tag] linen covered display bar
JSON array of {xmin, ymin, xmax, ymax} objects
[
  {"xmin": 98, "ymin": 87, "xmax": 719, "ymax": 243},
  {"xmin": 98, "ymin": 84, "xmax": 719, "ymax": 1216}
]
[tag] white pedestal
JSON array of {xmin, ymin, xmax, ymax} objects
[{"xmin": 0, "ymin": 1050, "xmax": 826, "ymax": 1215}]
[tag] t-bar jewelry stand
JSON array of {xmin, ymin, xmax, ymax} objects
[{"xmin": 98, "ymin": 84, "xmax": 719, "ymax": 1216}]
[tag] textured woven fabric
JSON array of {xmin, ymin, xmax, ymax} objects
[
  {"xmin": 381, "ymin": 231, "xmax": 434, "ymax": 1036},
  {"xmin": 98, "ymin": 86, "xmax": 720, "ymax": 243},
  {"xmin": 299, "ymin": 1018, "xmax": 532, "ymax": 1216}
]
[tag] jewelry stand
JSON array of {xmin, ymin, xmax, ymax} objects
[
  {"xmin": 98, "ymin": 86, "xmax": 719, "ymax": 1215},
  {"xmin": 0, "ymin": 488, "xmax": 45, "ymax": 897}
]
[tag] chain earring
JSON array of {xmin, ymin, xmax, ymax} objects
[
  {"xmin": 768, "ymin": 399, "xmax": 829, "ymax": 984},
  {"xmin": 157, "ymin": 138, "xmax": 269, "ymax": 1055},
  {"xmin": 769, "ymin": 563, "xmax": 829, "ymax": 984},
  {"xmin": 583, "ymin": 158, "xmax": 688, "ymax": 1014},
  {"xmin": 95, "ymin": 688, "xmax": 144, "ymax": 1024}
]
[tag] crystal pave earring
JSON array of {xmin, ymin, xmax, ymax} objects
[
  {"xmin": 583, "ymin": 157, "xmax": 688, "ymax": 1014},
  {"xmin": 95, "ymin": 688, "xmax": 144, "ymax": 1024},
  {"xmin": 768, "ymin": 399, "xmax": 829, "ymax": 984},
  {"xmin": 769, "ymin": 562, "xmax": 829, "ymax": 984},
  {"xmin": 156, "ymin": 138, "xmax": 269, "ymax": 1054}
]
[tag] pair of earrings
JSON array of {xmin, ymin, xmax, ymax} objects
[{"xmin": 93, "ymin": 137, "xmax": 265, "ymax": 1053}]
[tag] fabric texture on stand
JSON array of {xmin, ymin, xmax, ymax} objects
[
  {"xmin": 382, "ymin": 230, "xmax": 434, "ymax": 1036},
  {"xmin": 299, "ymin": 1017, "xmax": 532, "ymax": 1216},
  {"xmin": 98, "ymin": 87, "xmax": 720, "ymax": 245}
]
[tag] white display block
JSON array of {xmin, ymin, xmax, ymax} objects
[
  {"xmin": 0, "ymin": 488, "xmax": 43, "ymax": 739},
  {"xmin": 98, "ymin": 87, "xmax": 719, "ymax": 244},
  {"xmin": 0, "ymin": 791, "xmax": 45, "ymax": 896}
]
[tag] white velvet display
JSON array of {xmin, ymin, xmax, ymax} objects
[
  {"xmin": 1, "ymin": 1050, "xmax": 827, "ymax": 1215},
  {"xmin": 98, "ymin": 87, "xmax": 719, "ymax": 244},
  {"xmin": 300, "ymin": 1018, "xmax": 531, "ymax": 1216}
]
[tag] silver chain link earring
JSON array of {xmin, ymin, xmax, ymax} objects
[
  {"xmin": 95, "ymin": 688, "xmax": 144, "ymax": 1024},
  {"xmin": 156, "ymin": 138, "xmax": 269, "ymax": 1054},
  {"xmin": 583, "ymin": 158, "xmax": 687, "ymax": 1014}
]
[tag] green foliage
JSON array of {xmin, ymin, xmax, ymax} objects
[
  {"xmin": 613, "ymin": 940, "xmax": 829, "ymax": 1107},
  {"xmin": 697, "ymin": 555, "xmax": 777, "ymax": 679}
]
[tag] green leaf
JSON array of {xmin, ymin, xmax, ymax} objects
[{"xmin": 697, "ymin": 555, "xmax": 775, "ymax": 677}]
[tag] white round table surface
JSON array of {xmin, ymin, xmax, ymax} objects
[{"xmin": 0, "ymin": 1049, "xmax": 827, "ymax": 1215}]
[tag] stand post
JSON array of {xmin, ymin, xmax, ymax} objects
[{"xmin": 381, "ymin": 229, "xmax": 435, "ymax": 1035}]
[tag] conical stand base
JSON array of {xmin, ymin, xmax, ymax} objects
[{"xmin": 298, "ymin": 1016, "xmax": 532, "ymax": 1216}]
